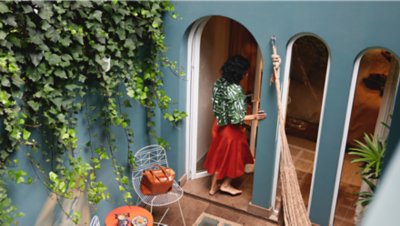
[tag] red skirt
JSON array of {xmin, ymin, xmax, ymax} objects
[{"xmin": 203, "ymin": 119, "xmax": 254, "ymax": 180}]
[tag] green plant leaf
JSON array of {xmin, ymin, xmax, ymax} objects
[
  {"xmin": 54, "ymin": 69, "xmax": 67, "ymax": 79},
  {"xmin": 49, "ymin": 171, "xmax": 58, "ymax": 181},
  {"xmin": 30, "ymin": 53, "xmax": 43, "ymax": 67},
  {"xmin": 38, "ymin": 7, "xmax": 54, "ymax": 20},
  {"xmin": 27, "ymin": 100, "xmax": 40, "ymax": 111},
  {"xmin": 0, "ymin": 2, "xmax": 10, "ymax": 13},
  {"xmin": 45, "ymin": 53, "xmax": 62, "ymax": 65},
  {"xmin": 1, "ymin": 77, "xmax": 10, "ymax": 87},
  {"xmin": 0, "ymin": 31, "xmax": 6, "ymax": 40},
  {"xmin": 22, "ymin": 129, "xmax": 31, "ymax": 140},
  {"xmin": 4, "ymin": 15, "xmax": 17, "ymax": 27},
  {"xmin": 22, "ymin": 4, "xmax": 33, "ymax": 13}
]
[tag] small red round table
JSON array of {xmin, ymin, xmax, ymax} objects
[{"xmin": 105, "ymin": 205, "xmax": 154, "ymax": 226}]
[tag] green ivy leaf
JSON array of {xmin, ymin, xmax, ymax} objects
[
  {"xmin": 93, "ymin": 44, "xmax": 105, "ymax": 52},
  {"xmin": 27, "ymin": 100, "xmax": 40, "ymax": 111},
  {"xmin": 0, "ymin": 91, "xmax": 8, "ymax": 104},
  {"xmin": 30, "ymin": 53, "xmax": 43, "ymax": 67},
  {"xmin": 0, "ymin": 31, "xmax": 6, "ymax": 40},
  {"xmin": 124, "ymin": 39, "xmax": 136, "ymax": 50},
  {"xmin": 29, "ymin": 33, "xmax": 44, "ymax": 45},
  {"xmin": 8, "ymin": 35, "xmax": 21, "ymax": 48},
  {"xmin": 1, "ymin": 77, "xmax": 10, "ymax": 87},
  {"xmin": 49, "ymin": 171, "xmax": 57, "ymax": 181},
  {"xmin": 59, "ymin": 37, "xmax": 72, "ymax": 47},
  {"xmin": 91, "ymin": 10, "xmax": 103, "ymax": 22},
  {"xmin": 11, "ymin": 74, "xmax": 24, "ymax": 87},
  {"xmin": 26, "ymin": 16, "xmax": 36, "ymax": 29},
  {"xmin": 65, "ymin": 84, "xmax": 79, "ymax": 91},
  {"xmin": 38, "ymin": 7, "xmax": 54, "ymax": 21},
  {"xmin": 0, "ymin": 2, "xmax": 10, "ymax": 13},
  {"xmin": 4, "ymin": 15, "xmax": 17, "ymax": 27},
  {"xmin": 54, "ymin": 69, "xmax": 67, "ymax": 79},
  {"xmin": 23, "ymin": 129, "xmax": 31, "ymax": 141},
  {"xmin": 22, "ymin": 4, "xmax": 33, "ymax": 14},
  {"xmin": 41, "ymin": 21, "xmax": 52, "ymax": 31},
  {"xmin": 45, "ymin": 53, "xmax": 62, "ymax": 65},
  {"xmin": 51, "ymin": 98, "xmax": 63, "ymax": 109}
]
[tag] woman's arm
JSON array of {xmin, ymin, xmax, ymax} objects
[{"xmin": 244, "ymin": 112, "xmax": 267, "ymax": 121}]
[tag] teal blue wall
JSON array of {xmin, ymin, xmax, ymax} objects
[{"xmin": 162, "ymin": 2, "xmax": 400, "ymax": 226}]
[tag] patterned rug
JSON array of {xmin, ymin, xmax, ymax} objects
[{"xmin": 193, "ymin": 213, "xmax": 243, "ymax": 226}]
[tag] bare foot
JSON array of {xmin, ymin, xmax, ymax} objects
[
  {"xmin": 209, "ymin": 184, "xmax": 220, "ymax": 196},
  {"xmin": 220, "ymin": 185, "xmax": 242, "ymax": 196}
]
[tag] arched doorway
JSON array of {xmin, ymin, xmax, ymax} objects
[
  {"xmin": 333, "ymin": 48, "xmax": 399, "ymax": 226},
  {"xmin": 277, "ymin": 35, "xmax": 330, "ymax": 210},
  {"xmin": 185, "ymin": 16, "xmax": 263, "ymax": 210}
]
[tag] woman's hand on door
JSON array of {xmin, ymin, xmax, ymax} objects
[{"xmin": 244, "ymin": 113, "xmax": 266, "ymax": 121}]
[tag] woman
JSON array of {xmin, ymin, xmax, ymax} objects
[{"xmin": 204, "ymin": 55, "xmax": 266, "ymax": 196}]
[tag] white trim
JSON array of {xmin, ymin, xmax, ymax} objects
[
  {"xmin": 329, "ymin": 56, "xmax": 362, "ymax": 226},
  {"xmin": 249, "ymin": 48, "xmax": 263, "ymax": 156},
  {"xmin": 185, "ymin": 18, "xmax": 210, "ymax": 180},
  {"xmin": 374, "ymin": 58, "xmax": 400, "ymax": 140},
  {"xmin": 308, "ymin": 52, "xmax": 331, "ymax": 215}
]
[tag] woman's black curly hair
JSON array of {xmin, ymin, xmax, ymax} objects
[{"xmin": 221, "ymin": 55, "xmax": 250, "ymax": 84}]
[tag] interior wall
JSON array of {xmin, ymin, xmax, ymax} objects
[
  {"xmin": 196, "ymin": 17, "xmax": 230, "ymax": 161},
  {"xmin": 287, "ymin": 38, "xmax": 327, "ymax": 123},
  {"xmin": 285, "ymin": 36, "xmax": 328, "ymax": 140}
]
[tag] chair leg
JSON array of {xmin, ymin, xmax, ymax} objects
[
  {"xmin": 177, "ymin": 199, "xmax": 185, "ymax": 226},
  {"xmin": 157, "ymin": 207, "xmax": 169, "ymax": 225}
]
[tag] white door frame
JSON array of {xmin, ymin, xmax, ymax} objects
[
  {"xmin": 185, "ymin": 17, "xmax": 265, "ymax": 180},
  {"xmin": 375, "ymin": 56, "xmax": 399, "ymax": 139},
  {"xmin": 185, "ymin": 17, "xmax": 211, "ymax": 180},
  {"xmin": 249, "ymin": 48, "xmax": 263, "ymax": 156},
  {"xmin": 330, "ymin": 56, "xmax": 361, "ymax": 226}
]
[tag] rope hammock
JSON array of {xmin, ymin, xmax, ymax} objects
[{"xmin": 270, "ymin": 36, "xmax": 312, "ymax": 226}]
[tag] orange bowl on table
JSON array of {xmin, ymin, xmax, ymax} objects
[{"xmin": 105, "ymin": 206, "xmax": 153, "ymax": 226}]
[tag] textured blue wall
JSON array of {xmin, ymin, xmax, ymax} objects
[{"xmin": 162, "ymin": 2, "xmax": 400, "ymax": 226}]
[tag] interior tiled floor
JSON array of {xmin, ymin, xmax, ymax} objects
[
  {"xmin": 142, "ymin": 194, "xmax": 277, "ymax": 226},
  {"xmin": 183, "ymin": 174, "xmax": 256, "ymax": 213},
  {"xmin": 287, "ymin": 135, "xmax": 362, "ymax": 226},
  {"xmin": 334, "ymin": 154, "xmax": 362, "ymax": 226},
  {"xmin": 182, "ymin": 135, "xmax": 362, "ymax": 226}
]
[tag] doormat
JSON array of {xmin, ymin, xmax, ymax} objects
[{"xmin": 193, "ymin": 213, "xmax": 243, "ymax": 226}]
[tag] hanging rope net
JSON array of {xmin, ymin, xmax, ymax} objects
[{"xmin": 270, "ymin": 36, "xmax": 312, "ymax": 226}]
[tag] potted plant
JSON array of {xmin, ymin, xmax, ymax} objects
[{"xmin": 349, "ymin": 133, "xmax": 385, "ymax": 208}]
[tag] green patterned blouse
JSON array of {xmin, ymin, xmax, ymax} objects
[{"xmin": 212, "ymin": 77, "xmax": 246, "ymax": 126}]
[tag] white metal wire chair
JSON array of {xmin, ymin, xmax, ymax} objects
[
  {"xmin": 132, "ymin": 145, "xmax": 185, "ymax": 226},
  {"xmin": 89, "ymin": 215, "xmax": 100, "ymax": 226}
]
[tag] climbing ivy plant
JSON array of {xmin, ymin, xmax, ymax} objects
[{"xmin": 0, "ymin": 1, "xmax": 186, "ymax": 225}]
